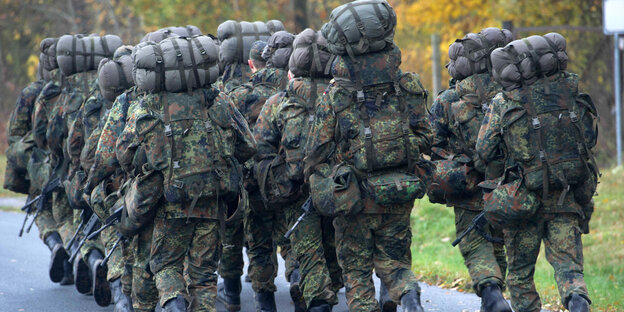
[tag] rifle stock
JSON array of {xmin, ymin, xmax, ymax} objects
[
  {"xmin": 284, "ymin": 197, "xmax": 312, "ymax": 239},
  {"xmin": 451, "ymin": 211, "xmax": 504, "ymax": 247}
]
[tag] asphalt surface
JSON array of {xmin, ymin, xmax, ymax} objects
[{"xmin": 0, "ymin": 207, "xmax": 487, "ymax": 312}]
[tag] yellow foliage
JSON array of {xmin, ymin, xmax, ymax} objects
[{"xmin": 26, "ymin": 54, "xmax": 39, "ymax": 81}]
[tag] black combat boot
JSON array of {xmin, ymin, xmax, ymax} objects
[
  {"xmin": 87, "ymin": 249, "xmax": 111, "ymax": 306},
  {"xmin": 289, "ymin": 269, "xmax": 306, "ymax": 312},
  {"xmin": 59, "ymin": 259, "xmax": 74, "ymax": 285},
  {"xmin": 480, "ymin": 283, "xmax": 512, "ymax": 312},
  {"xmin": 400, "ymin": 290, "xmax": 425, "ymax": 312},
  {"xmin": 163, "ymin": 295, "xmax": 187, "ymax": 312},
  {"xmin": 74, "ymin": 253, "xmax": 92, "ymax": 294},
  {"xmin": 308, "ymin": 300, "xmax": 332, "ymax": 312},
  {"xmin": 217, "ymin": 277, "xmax": 242, "ymax": 311},
  {"xmin": 379, "ymin": 281, "xmax": 397, "ymax": 312},
  {"xmin": 567, "ymin": 294, "xmax": 590, "ymax": 312},
  {"xmin": 254, "ymin": 291, "xmax": 277, "ymax": 312},
  {"xmin": 110, "ymin": 278, "xmax": 134, "ymax": 312},
  {"xmin": 45, "ymin": 232, "xmax": 68, "ymax": 283}
]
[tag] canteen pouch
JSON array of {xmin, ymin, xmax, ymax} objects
[
  {"xmin": 126, "ymin": 165, "xmax": 162, "ymax": 228},
  {"xmin": 366, "ymin": 172, "xmax": 426, "ymax": 205},
  {"xmin": 310, "ymin": 163, "xmax": 362, "ymax": 217},
  {"xmin": 480, "ymin": 169, "xmax": 541, "ymax": 228},
  {"xmin": 428, "ymin": 154, "xmax": 480, "ymax": 204}
]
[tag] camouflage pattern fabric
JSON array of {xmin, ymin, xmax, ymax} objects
[
  {"xmin": 253, "ymin": 76, "xmax": 343, "ymax": 306},
  {"xmin": 503, "ymin": 212, "xmax": 589, "ymax": 312},
  {"xmin": 33, "ymin": 197, "xmax": 57, "ymax": 241},
  {"xmin": 5, "ymin": 80, "xmax": 45, "ymax": 193},
  {"xmin": 477, "ymin": 73, "xmax": 591, "ymax": 311},
  {"xmin": 149, "ymin": 211, "xmax": 221, "ymax": 312},
  {"xmin": 136, "ymin": 89, "xmax": 256, "ymax": 219},
  {"xmin": 429, "ymin": 73, "xmax": 508, "ymax": 294},
  {"xmin": 454, "ymin": 208, "xmax": 507, "ymax": 295},
  {"xmin": 288, "ymin": 202, "xmax": 343, "ymax": 307},
  {"xmin": 243, "ymin": 199, "xmax": 293, "ymax": 292},
  {"xmin": 333, "ymin": 211, "xmax": 420, "ymax": 311},
  {"xmin": 8, "ymin": 80, "xmax": 45, "ymax": 139},
  {"xmin": 102, "ymin": 226, "xmax": 124, "ymax": 282},
  {"xmin": 33, "ymin": 68, "xmax": 63, "ymax": 151},
  {"xmin": 217, "ymin": 216, "xmax": 245, "ymax": 280},
  {"xmin": 131, "ymin": 222, "xmax": 159, "ymax": 312},
  {"xmin": 303, "ymin": 50, "xmax": 429, "ymax": 311},
  {"xmin": 215, "ymin": 63, "xmax": 253, "ymax": 94}
]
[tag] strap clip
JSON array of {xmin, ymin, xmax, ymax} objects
[
  {"xmin": 539, "ymin": 150, "xmax": 547, "ymax": 162},
  {"xmin": 364, "ymin": 127, "xmax": 372, "ymax": 139},
  {"xmin": 164, "ymin": 124, "xmax": 172, "ymax": 137},
  {"xmin": 570, "ymin": 111, "xmax": 578, "ymax": 123},
  {"xmin": 532, "ymin": 117, "xmax": 541, "ymax": 129},
  {"xmin": 173, "ymin": 160, "xmax": 181, "ymax": 169},
  {"xmin": 356, "ymin": 90, "xmax": 365, "ymax": 103},
  {"xmin": 172, "ymin": 179, "xmax": 184, "ymax": 189}
]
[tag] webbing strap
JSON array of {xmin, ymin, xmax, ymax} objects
[
  {"xmin": 235, "ymin": 22, "xmax": 244, "ymax": 64},
  {"xmin": 522, "ymin": 90, "xmax": 550, "ymax": 197},
  {"xmin": 251, "ymin": 23, "xmax": 260, "ymax": 41},
  {"xmin": 330, "ymin": 18, "xmax": 364, "ymax": 100},
  {"xmin": 359, "ymin": 103, "xmax": 375, "ymax": 173},
  {"xmin": 162, "ymin": 94, "xmax": 175, "ymax": 186},
  {"xmin": 71, "ymin": 36, "xmax": 77, "ymax": 74},
  {"xmin": 192, "ymin": 36, "xmax": 216, "ymax": 86},
  {"xmin": 186, "ymin": 38, "xmax": 201, "ymax": 91},
  {"xmin": 396, "ymin": 81, "xmax": 413, "ymax": 172},
  {"xmin": 171, "ymin": 39, "xmax": 190, "ymax": 93},
  {"xmin": 89, "ymin": 37, "xmax": 95, "ymax": 71},
  {"xmin": 153, "ymin": 45, "xmax": 165, "ymax": 92}
]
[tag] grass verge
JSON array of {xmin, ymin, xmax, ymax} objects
[{"xmin": 411, "ymin": 167, "xmax": 623, "ymax": 311}]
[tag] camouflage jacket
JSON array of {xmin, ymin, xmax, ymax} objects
[
  {"xmin": 87, "ymin": 86, "xmax": 142, "ymax": 189},
  {"xmin": 80, "ymin": 108, "xmax": 110, "ymax": 174},
  {"xmin": 67, "ymin": 78, "xmax": 108, "ymax": 172},
  {"xmin": 33, "ymin": 69, "xmax": 64, "ymax": 151},
  {"xmin": 476, "ymin": 73, "xmax": 583, "ymax": 215},
  {"xmin": 429, "ymin": 73, "xmax": 503, "ymax": 209},
  {"xmin": 304, "ymin": 73, "xmax": 431, "ymax": 214},
  {"xmin": 254, "ymin": 77, "xmax": 329, "ymax": 186},
  {"xmin": 8, "ymin": 80, "xmax": 45, "ymax": 141},
  {"xmin": 215, "ymin": 63, "xmax": 253, "ymax": 94},
  {"xmin": 230, "ymin": 67, "xmax": 289, "ymax": 129},
  {"xmin": 135, "ymin": 88, "xmax": 256, "ymax": 219}
]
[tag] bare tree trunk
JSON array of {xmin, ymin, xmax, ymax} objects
[
  {"xmin": 102, "ymin": 0, "xmax": 121, "ymax": 35},
  {"xmin": 66, "ymin": 0, "xmax": 79, "ymax": 33},
  {"xmin": 292, "ymin": 0, "xmax": 308, "ymax": 32}
]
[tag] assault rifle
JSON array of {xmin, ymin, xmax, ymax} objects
[
  {"xmin": 69, "ymin": 212, "xmax": 101, "ymax": 263},
  {"xmin": 19, "ymin": 177, "xmax": 62, "ymax": 236},
  {"xmin": 102, "ymin": 233, "xmax": 124, "ymax": 267},
  {"xmin": 87, "ymin": 206, "xmax": 123, "ymax": 241},
  {"xmin": 452, "ymin": 211, "xmax": 504, "ymax": 247},
  {"xmin": 284, "ymin": 197, "xmax": 312, "ymax": 239}
]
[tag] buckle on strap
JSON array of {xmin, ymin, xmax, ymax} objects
[
  {"xmin": 215, "ymin": 168, "xmax": 225, "ymax": 178},
  {"xmin": 569, "ymin": 111, "xmax": 579, "ymax": 123},
  {"xmin": 164, "ymin": 124, "xmax": 172, "ymax": 137},
  {"xmin": 173, "ymin": 160, "xmax": 181, "ymax": 169},
  {"xmin": 205, "ymin": 121, "xmax": 213, "ymax": 132},
  {"xmin": 356, "ymin": 90, "xmax": 365, "ymax": 103},
  {"xmin": 172, "ymin": 179, "xmax": 184, "ymax": 189},
  {"xmin": 364, "ymin": 127, "xmax": 372, "ymax": 139},
  {"xmin": 532, "ymin": 117, "xmax": 541, "ymax": 129},
  {"xmin": 539, "ymin": 150, "xmax": 547, "ymax": 162}
]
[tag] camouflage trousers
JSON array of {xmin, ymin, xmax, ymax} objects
[
  {"xmin": 333, "ymin": 211, "xmax": 420, "ymax": 312},
  {"xmin": 150, "ymin": 216, "xmax": 220, "ymax": 312},
  {"xmin": 287, "ymin": 206, "xmax": 343, "ymax": 308},
  {"xmin": 131, "ymin": 221, "xmax": 159, "ymax": 312},
  {"xmin": 33, "ymin": 196, "xmax": 57, "ymax": 241},
  {"xmin": 102, "ymin": 225, "xmax": 134, "ymax": 296},
  {"xmin": 217, "ymin": 215, "xmax": 244, "ymax": 281},
  {"xmin": 504, "ymin": 212, "xmax": 589, "ymax": 312},
  {"xmin": 244, "ymin": 199, "xmax": 295, "ymax": 292},
  {"xmin": 454, "ymin": 207, "xmax": 507, "ymax": 295},
  {"xmin": 52, "ymin": 191, "xmax": 74, "ymax": 244}
]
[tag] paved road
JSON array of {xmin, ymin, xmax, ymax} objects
[{"xmin": 0, "ymin": 209, "xmax": 486, "ymax": 312}]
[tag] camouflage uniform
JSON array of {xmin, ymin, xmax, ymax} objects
[
  {"xmin": 215, "ymin": 63, "xmax": 253, "ymax": 94},
  {"xmin": 30, "ymin": 69, "xmax": 65, "ymax": 241},
  {"xmin": 476, "ymin": 73, "xmax": 590, "ymax": 312},
  {"xmin": 231, "ymin": 67, "xmax": 297, "ymax": 292},
  {"xmin": 304, "ymin": 51, "xmax": 431, "ymax": 311},
  {"xmin": 6, "ymin": 79, "xmax": 58, "ymax": 240},
  {"xmin": 429, "ymin": 74, "xmax": 507, "ymax": 295},
  {"xmin": 136, "ymin": 90, "xmax": 255, "ymax": 311},
  {"xmin": 88, "ymin": 87, "xmax": 157, "ymax": 310},
  {"xmin": 253, "ymin": 77, "xmax": 343, "ymax": 307}
]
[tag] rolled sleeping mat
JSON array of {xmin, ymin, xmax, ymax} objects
[
  {"xmin": 141, "ymin": 25, "xmax": 203, "ymax": 43},
  {"xmin": 98, "ymin": 45, "xmax": 135, "ymax": 101},
  {"xmin": 447, "ymin": 27, "xmax": 513, "ymax": 80},
  {"xmin": 40, "ymin": 37, "xmax": 59, "ymax": 71},
  {"xmin": 490, "ymin": 32, "xmax": 567, "ymax": 90},
  {"xmin": 289, "ymin": 28, "xmax": 336, "ymax": 78},
  {"xmin": 133, "ymin": 35, "xmax": 220, "ymax": 92},
  {"xmin": 262, "ymin": 30, "xmax": 294, "ymax": 69},
  {"xmin": 56, "ymin": 34, "xmax": 123, "ymax": 75},
  {"xmin": 217, "ymin": 20, "xmax": 285, "ymax": 65}
]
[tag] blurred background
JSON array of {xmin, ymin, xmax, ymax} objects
[{"xmin": 0, "ymin": 0, "xmax": 615, "ymax": 164}]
